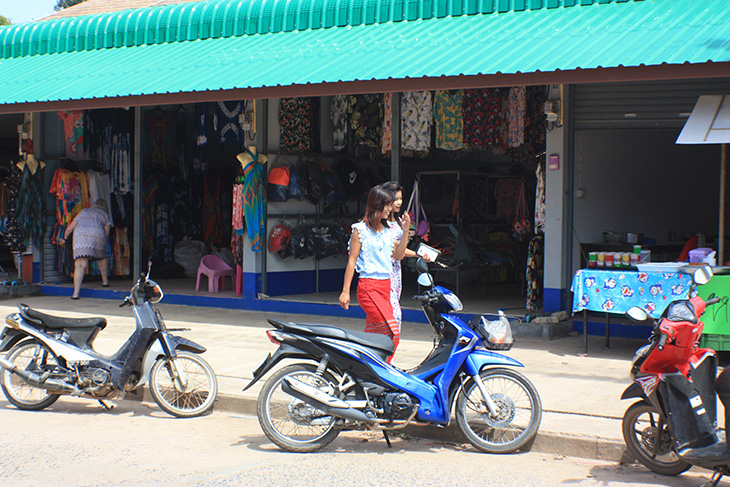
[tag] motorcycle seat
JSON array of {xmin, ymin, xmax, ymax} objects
[
  {"xmin": 19, "ymin": 304, "xmax": 107, "ymax": 330},
  {"xmin": 270, "ymin": 320, "xmax": 395, "ymax": 355}
]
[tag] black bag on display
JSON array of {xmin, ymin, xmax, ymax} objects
[
  {"xmin": 322, "ymin": 166, "xmax": 348, "ymax": 209},
  {"xmin": 287, "ymin": 163, "xmax": 304, "ymax": 200},
  {"xmin": 304, "ymin": 161, "xmax": 327, "ymax": 204},
  {"xmin": 291, "ymin": 221, "xmax": 314, "ymax": 259},
  {"xmin": 333, "ymin": 159, "xmax": 365, "ymax": 201}
]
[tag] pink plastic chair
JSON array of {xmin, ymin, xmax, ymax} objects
[{"xmin": 195, "ymin": 255, "xmax": 235, "ymax": 293}]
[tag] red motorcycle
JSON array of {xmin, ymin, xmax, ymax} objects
[{"xmin": 621, "ymin": 265, "xmax": 730, "ymax": 486}]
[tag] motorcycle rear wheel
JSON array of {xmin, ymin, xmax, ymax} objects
[
  {"xmin": 149, "ymin": 351, "xmax": 218, "ymax": 418},
  {"xmin": 0, "ymin": 340, "xmax": 61, "ymax": 410},
  {"xmin": 456, "ymin": 368, "xmax": 542, "ymax": 453},
  {"xmin": 257, "ymin": 363, "xmax": 341, "ymax": 452},
  {"xmin": 622, "ymin": 400, "xmax": 691, "ymax": 475}
]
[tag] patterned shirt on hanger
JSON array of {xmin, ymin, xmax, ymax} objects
[
  {"xmin": 330, "ymin": 95, "xmax": 349, "ymax": 151},
  {"xmin": 401, "ymin": 91, "xmax": 433, "ymax": 151},
  {"xmin": 434, "ymin": 90, "xmax": 466, "ymax": 151}
]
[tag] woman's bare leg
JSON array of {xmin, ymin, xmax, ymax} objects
[
  {"xmin": 98, "ymin": 258, "xmax": 109, "ymax": 285},
  {"xmin": 72, "ymin": 258, "xmax": 89, "ymax": 298}
]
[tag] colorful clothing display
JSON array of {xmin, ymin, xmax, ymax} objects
[
  {"xmin": 401, "ymin": 91, "xmax": 433, "ymax": 151},
  {"xmin": 434, "ymin": 90, "xmax": 466, "ymax": 151},
  {"xmin": 534, "ymin": 161, "xmax": 546, "ymax": 234},
  {"xmin": 330, "ymin": 95, "xmax": 349, "ymax": 151},
  {"xmin": 146, "ymin": 111, "xmax": 171, "ymax": 165},
  {"xmin": 348, "ymin": 94, "xmax": 383, "ymax": 149},
  {"xmin": 507, "ymin": 86, "xmax": 526, "ymax": 148},
  {"xmin": 194, "ymin": 102, "xmax": 209, "ymax": 175},
  {"xmin": 381, "ymin": 93, "xmax": 393, "ymax": 155},
  {"xmin": 49, "ymin": 168, "xmax": 89, "ymax": 226},
  {"xmin": 214, "ymin": 101, "xmax": 244, "ymax": 146},
  {"xmin": 463, "ymin": 88, "xmax": 503, "ymax": 149},
  {"xmin": 526, "ymin": 234, "xmax": 544, "ymax": 312},
  {"xmin": 279, "ymin": 97, "xmax": 317, "ymax": 153},
  {"xmin": 241, "ymin": 149, "xmax": 266, "ymax": 252},
  {"xmin": 57, "ymin": 110, "xmax": 85, "ymax": 160}
]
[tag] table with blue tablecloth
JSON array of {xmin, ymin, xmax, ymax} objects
[{"xmin": 571, "ymin": 268, "xmax": 693, "ymax": 352}]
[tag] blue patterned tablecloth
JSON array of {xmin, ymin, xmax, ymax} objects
[{"xmin": 571, "ymin": 268, "xmax": 693, "ymax": 318}]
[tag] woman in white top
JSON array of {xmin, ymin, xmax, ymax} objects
[{"xmin": 340, "ymin": 185, "xmax": 411, "ymax": 360}]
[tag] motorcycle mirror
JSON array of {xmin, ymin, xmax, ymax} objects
[
  {"xmin": 693, "ymin": 265, "xmax": 713, "ymax": 286},
  {"xmin": 145, "ymin": 260, "xmax": 152, "ymax": 280},
  {"xmin": 415, "ymin": 257, "xmax": 429, "ymax": 274},
  {"xmin": 417, "ymin": 273, "xmax": 434, "ymax": 287},
  {"xmin": 626, "ymin": 306, "xmax": 650, "ymax": 323}
]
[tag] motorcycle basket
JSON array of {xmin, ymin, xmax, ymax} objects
[{"xmin": 468, "ymin": 314, "xmax": 515, "ymax": 351}]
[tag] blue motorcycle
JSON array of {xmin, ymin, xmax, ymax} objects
[{"xmin": 244, "ymin": 259, "xmax": 542, "ymax": 453}]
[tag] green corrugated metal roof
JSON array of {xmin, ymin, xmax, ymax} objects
[
  {"xmin": 0, "ymin": 0, "xmax": 728, "ymax": 109},
  {"xmin": 0, "ymin": 0, "xmax": 639, "ymax": 58}
]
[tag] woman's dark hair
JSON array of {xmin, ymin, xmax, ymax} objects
[
  {"xmin": 382, "ymin": 181, "xmax": 404, "ymax": 220},
  {"xmin": 364, "ymin": 184, "xmax": 394, "ymax": 230}
]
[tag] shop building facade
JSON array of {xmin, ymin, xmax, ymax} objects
[{"xmin": 0, "ymin": 0, "xmax": 728, "ymax": 321}]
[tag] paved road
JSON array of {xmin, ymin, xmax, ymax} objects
[{"xmin": 0, "ymin": 397, "xmax": 726, "ymax": 487}]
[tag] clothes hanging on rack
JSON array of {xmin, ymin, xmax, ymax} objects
[
  {"xmin": 57, "ymin": 110, "xmax": 85, "ymax": 160},
  {"xmin": 434, "ymin": 90, "xmax": 466, "ymax": 151},
  {"xmin": 526, "ymin": 234, "xmax": 544, "ymax": 312},
  {"xmin": 214, "ymin": 101, "xmax": 244, "ymax": 146},
  {"xmin": 401, "ymin": 91, "xmax": 433, "ymax": 152},
  {"xmin": 330, "ymin": 94, "xmax": 349, "ymax": 151}
]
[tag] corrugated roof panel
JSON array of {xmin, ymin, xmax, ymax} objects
[
  {"xmin": 0, "ymin": 0, "xmax": 727, "ymax": 108},
  {"xmin": 0, "ymin": 0, "xmax": 647, "ymax": 59}
]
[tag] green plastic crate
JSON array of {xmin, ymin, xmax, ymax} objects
[{"xmin": 701, "ymin": 333, "xmax": 730, "ymax": 352}]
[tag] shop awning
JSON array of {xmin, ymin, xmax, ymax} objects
[{"xmin": 0, "ymin": 0, "xmax": 729, "ymax": 112}]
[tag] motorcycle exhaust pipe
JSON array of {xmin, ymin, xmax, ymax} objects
[
  {"xmin": 0, "ymin": 356, "xmax": 81, "ymax": 394},
  {"xmin": 282, "ymin": 377, "xmax": 377, "ymax": 424}
]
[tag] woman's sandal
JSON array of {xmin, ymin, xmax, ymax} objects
[{"xmin": 70, "ymin": 296, "xmax": 80, "ymax": 300}]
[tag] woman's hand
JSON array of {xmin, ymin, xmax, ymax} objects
[
  {"xmin": 399, "ymin": 212, "xmax": 411, "ymax": 232},
  {"xmin": 339, "ymin": 291, "xmax": 350, "ymax": 310}
]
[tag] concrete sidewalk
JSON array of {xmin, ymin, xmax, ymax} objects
[{"xmin": 0, "ymin": 295, "xmax": 640, "ymax": 462}]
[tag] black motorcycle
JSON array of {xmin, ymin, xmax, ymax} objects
[{"xmin": 0, "ymin": 264, "xmax": 218, "ymax": 417}]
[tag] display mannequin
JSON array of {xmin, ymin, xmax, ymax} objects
[{"xmin": 236, "ymin": 146, "xmax": 268, "ymax": 167}]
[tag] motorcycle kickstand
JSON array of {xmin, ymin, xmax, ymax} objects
[
  {"xmin": 382, "ymin": 430, "xmax": 392, "ymax": 448},
  {"xmin": 703, "ymin": 468, "xmax": 729, "ymax": 487},
  {"xmin": 98, "ymin": 400, "xmax": 114, "ymax": 411}
]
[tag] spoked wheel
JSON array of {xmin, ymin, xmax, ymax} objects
[
  {"xmin": 0, "ymin": 340, "xmax": 61, "ymax": 410},
  {"xmin": 149, "ymin": 351, "xmax": 218, "ymax": 418},
  {"xmin": 622, "ymin": 400, "xmax": 691, "ymax": 475},
  {"xmin": 456, "ymin": 368, "xmax": 542, "ymax": 453},
  {"xmin": 257, "ymin": 363, "xmax": 341, "ymax": 452}
]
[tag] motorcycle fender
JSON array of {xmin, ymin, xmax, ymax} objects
[
  {"xmin": 462, "ymin": 349, "xmax": 525, "ymax": 376},
  {"xmin": 242, "ymin": 343, "xmax": 311, "ymax": 391},
  {"xmin": 136, "ymin": 334, "xmax": 206, "ymax": 387},
  {"xmin": 621, "ymin": 382, "xmax": 646, "ymax": 401},
  {"xmin": 166, "ymin": 334, "xmax": 206, "ymax": 354},
  {"xmin": 0, "ymin": 327, "xmax": 27, "ymax": 352}
]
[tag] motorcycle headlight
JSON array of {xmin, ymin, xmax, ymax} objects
[{"xmin": 666, "ymin": 301, "xmax": 696, "ymax": 323}]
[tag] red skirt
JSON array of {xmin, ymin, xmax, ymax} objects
[{"xmin": 357, "ymin": 278, "xmax": 400, "ymax": 359}]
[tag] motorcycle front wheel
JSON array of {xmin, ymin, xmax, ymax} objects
[
  {"xmin": 257, "ymin": 363, "xmax": 341, "ymax": 452},
  {"xmin": 0, "ymin": 340, "xmax": 61, "ymax": 410},
  {"xmin": 456, "ymin": 367, "xmax": 542, "ymax": 454},
  {"xmin": 149, "ymin": 351, "xmax": 218, "ymax": 418},
  {"xmin": 622, "ymin": 400, "xmax": 691, "ymax": 475}
]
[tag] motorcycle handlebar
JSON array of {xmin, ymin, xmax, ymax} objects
[
  {"xmin": 657, "ymin": 332, "xmax": 669, "ymax": 351},
  {"xmin": 705, "ymin": 297, "xmax": 722, "ymax": 305}
]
